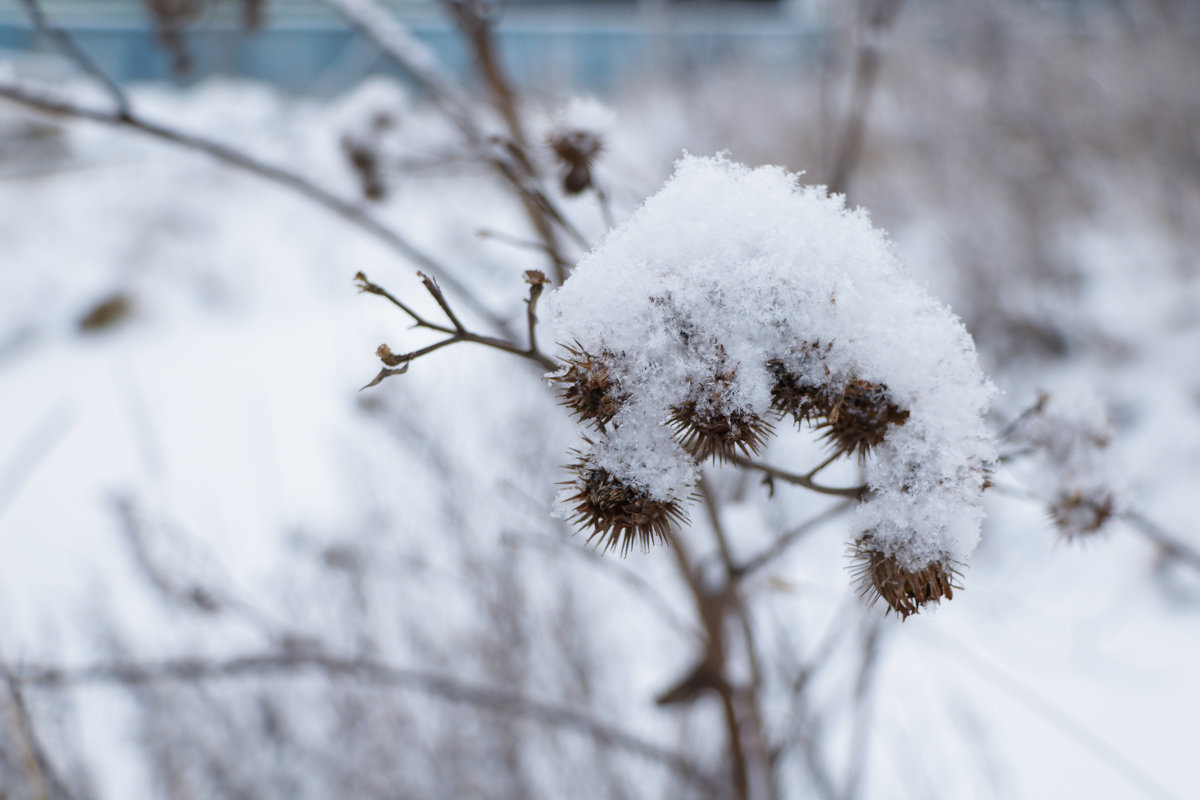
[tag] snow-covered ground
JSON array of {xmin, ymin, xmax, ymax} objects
[{"xmin": 1, "ymin": 7, "xmax": 1198, "ymax": 798}]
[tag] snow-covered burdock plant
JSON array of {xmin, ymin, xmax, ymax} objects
[{"xmin": 546, "ymin": 155, "xmax": 996, "ymax": 618}]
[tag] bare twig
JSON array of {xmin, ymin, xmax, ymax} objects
[
  {"xmin": 110, "ymin": 495, "xmax": 223, "ymax": 616},
  {"xmin": 0, "ymin": 80, "xmax": 509, "ymax": 333},
  {"xmin": 994, "ymin": 392, "xmax": 1049, "ymax": 443},
  {"xmin": 804, "ymin": 450, "xmax": 843, "ymax": 481},
  {"xmin": 486, "ymin": 142, "xmax": 589, "ymax": 277},
  {"xmin": 357, "ymin": 271, "xmax": 556, "ymax": 387},
  {"xmin": 842, "ymin": 619, "xmax": 883, "ymax": 800},
  {"xmin": 18, "ymin": 0, "xmax": 130, "ymax": 117},
  {"xmin": 321, "ymin": 0, "xmax": 481, "ymax": 142},
  {"xmin": 699, "ymin": 475, "xmax": 775, "ymax": 800},
  {"xmin": 476, "ymin": 227, "xmax": 553, "ymax": 254},
  {"xmin": 826, "ymin": 0, "xmax": 905, "ymax": 197},
  {"xmin": 443, "ymin": 0, "xmax": 589, "ymax": 279},
  {"xmin": 439, "ymin": 0, "xmax": 527, "ymax": 147},
  {"xmin": 730, "ymin": 455, "xmax": 868, "ymax": 501},
  {"xmin": 507, "ymin": 531, "xmax": 702, "ymax": 642},
  {"xmin": 699, "ymin": 475, "xmax": 764, "ymax": 690},
  {"xmin": 734, "ymin": 500, "xmax": 857, "ymax": 579},
  {"xmin": 774, "ymin": 602, "xmax": 853, "ymax": 800},
  {"xmin": 595, "ymin": 183, "xmax": 617, "ymax": 231},
  {"xmin": 331, "ymin": 0, "xmax": 581, "ymax": 281},
  {"xmin": 13, "ymin": 651, "xmax": 719, "ymax": 793},
  {"xmin": 2, "ymin": 658, "xmax": 77, "ymax": 800},
  {"xmin": 418, "ymin": 271, "xmax": 465, "ymax": 332},
  {"xmin": 657, "ymin": 527, "xmax": 749, "ymax": 798},
  {"xmin": 523, "ymin": 269, "xmax": 549, "ymax": 354},
  {"xmin": 354, "ymin": 271, "xmax": 455, "ymax": 334},
  {"xmin": 0, "ymin": 403, "xmax": 73, "ymax": 523},
  {"xmin": 1122, "ymin": 510, "xmax": 1200, "ymax": 574}
]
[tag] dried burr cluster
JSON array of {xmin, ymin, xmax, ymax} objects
[
  {"xmin": 545, "ymin": 156, "xmax": 996, "ymax": 618},
  {"xmin": 554, "ymin": 338, "xmax": 955, "ymax": 618}
]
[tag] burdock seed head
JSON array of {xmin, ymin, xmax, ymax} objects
[
  {"xmin": 553, "ymin": 342, "xmax": 625, "ymax": 430},
  {"xmin": 818, "ymin": 379, "xmax": 909, "ymax": 460},
  {"xmin": 849, "ymin": 535, "xmax": 960, "ymax": 620},
  {"xmin": 1048, "ymin": 489, "xmax": 1115, "ymax": 541},
  {"xmin": 669, "ymin": 399, "xmax": 774, "ymax": 463},
  {"xmin": 767, "ymin": 358, "xmax": 831, "ymax": 425},
  {"xmin": 668, "ymin": 357, "xmax": 775, "ymax": 463},
  {"xmin": 563, "ymin": 454, "xmax": 687, "ymax": 556}
]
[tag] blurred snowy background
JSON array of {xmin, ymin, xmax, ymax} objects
[{"xmin": 1, "ymin": 1, "xmax": 1198, "ymax": 798}]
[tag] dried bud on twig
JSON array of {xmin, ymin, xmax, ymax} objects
[
  {"xmin": 849, "ymin": 535, "xmax": 960, "ymax": 620},
  {"xmin": 547, "ymin": 129, "xmax": 603, "ymax": 195},
  {"xmin": 544, "ymin": 98, "xmax": 613, "ymax": 196},
  {"xmin": 563, "ymin": 453, "xmax": 687, "ymax": 555},
  {"xmin": 342, "ymin": 134, "xmax": 387, "ymax": 202},
  {"xmin": 523, "ymin": 269, "xmax": 549, "ymax": 287}
]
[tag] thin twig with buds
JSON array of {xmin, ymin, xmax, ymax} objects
[{"xmin": 357, "ymin": 272, "xmax": 556, "ymax": 388}]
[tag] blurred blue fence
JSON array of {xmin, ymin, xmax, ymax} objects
[{"xmin": 0, "ymin": 7, "xmax": 826, "ymax": 94}]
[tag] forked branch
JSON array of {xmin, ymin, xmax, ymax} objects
[
  {"xmin": 0, "ymin": 80, "xmax": 510, "ymax": 334},
  {"xmin": 730, "ymin": 454, "xmax": 868, "ymax": 501},
  {"xmin": 357, "ymin": 271, "xmax": 557, "ymax": 388}
]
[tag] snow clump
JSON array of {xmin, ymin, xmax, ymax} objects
[{"xmin": 545, "ymin": 155, "xmax": 995, "ymax": 589}]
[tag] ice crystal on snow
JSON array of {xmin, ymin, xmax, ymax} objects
[{"xmin": 546, "ymin": 155, "xmax": 996, "ymax": 570}]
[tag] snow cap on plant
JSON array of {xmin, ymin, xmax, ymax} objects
[
  {"xmin": 668, "ymin": 347, "xmax": 775, "ymax": 462},
  {"xmin": 544, "ymin": 155, "xmax": 995, "ymax": 610}
]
